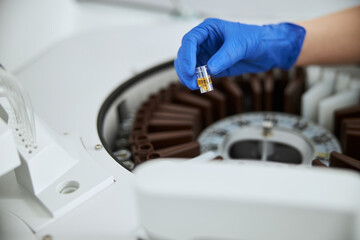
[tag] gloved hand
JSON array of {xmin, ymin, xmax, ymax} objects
[{"xmin": 174, "ymin": 18, "xmax": 306, "ymax": 90}]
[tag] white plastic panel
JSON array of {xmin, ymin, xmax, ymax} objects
[
  {"xmin": 349, "ymin": 77, "xmax": 360, "ymax": 90},
  {"xmin": 0, "ymin": 210, "xmax": 37, "ymax": 240},
  {"xmin": 305, "ymin": 65, "xmax": 322, "ymax": 89},
  {"xmin": 135, "ymin": 160, "xmax": 360, "ymax": 240},
  {"xmin": 335, "ymin": 72, "xmax": 351, "ymax": 93},
  {"xmin": 301, "ymin": 81, "xmax": 334, "ymax": 122},
  {"xmin": 0, "ymin": 118, "xmax": 20, "ymax": 177}
]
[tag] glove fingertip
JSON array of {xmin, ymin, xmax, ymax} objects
[
  {"xmin": 187, "ymin": 76, "xmax": 199, "ymax": 91},
  {"xmin": 207, "ymin": 60, "xmax": 222, "ymax": 76}
]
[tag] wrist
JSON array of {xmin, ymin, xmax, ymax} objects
[{"xmin": 263, "ymin": 23, "xmax": 306, "ymax": 70}]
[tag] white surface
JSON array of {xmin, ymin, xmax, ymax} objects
[
  {"xmin": 301, "ymin": 80, "xmax": 334, "ymax": 122},
  {"xmin": 135, "ymin": 160, "xmax": 360, "ymax": 240},
  {"xmin": 305, "ymin": 66, "xmax": 322, "ymax": 89},
  {"xmin": 1, "ymin": 115, "xmax": 114, "ymax": 231},
  {"xmin": 0, "ymin": 118, "xmax": 20, "ymax": 177},
  {"xmin": 335, "ymin": 72, "xmax": 351, "ymax": 93},
  {"xmin": 187, "ymin": 151, "xmax": 216, "ymax": 163},
  {"xmin": 13, "ymin": 21, "xmax": 197, "ymax": 240},
  {"xmin": 1, "ymin": 1, "xmax": 359, "ymax": 239},
  {"xmin": 181, "ymin": 0, "xmax": 360, "ymax": 21},
  {"xmin": 15, "ymin": 117, "xmax": 78, "ymax": 195},
  {"xmin": 0, "ymin": 209, "xmax": 37, "ymax": 240},
  {"xmin": 0, "ymin": 0, "xmax": 174, "ymax": 73},
  {"xmin": 350, "ymin": 77, "xmax": 360, "ymax": 90},
  {"xmin": 322, "ymin": 68, "xmax": 337, "ymax": 85},
  {"xmin": 318, "ymin": 90, "xmax": 360, "ymax": 131},
  {"xmin": 1, "ymin": 0, "xmax": 359, "ymax": 72}
]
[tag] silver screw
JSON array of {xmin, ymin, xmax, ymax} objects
[
  {"xmin": 42, "ymin": 235, "xmax": 52, "ymax": 240},
  {"xmin": 95, "ymin": 144, "xmax": 102, "ymax": 150},
  {"xmin": 262, "ymin": 120, "xmax": 274, "ymax": 137}
]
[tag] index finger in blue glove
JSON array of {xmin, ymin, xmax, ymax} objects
[
  {"xmin": 176, "ymin": 21, "xmax": 214, "ymax": 86},
  {"xmin": 174, "ymin": 57, "xmax": 199, "ymax": 90}
]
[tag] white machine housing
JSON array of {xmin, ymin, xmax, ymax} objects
[{"xmin": 1, "ymin": 1, "xmax": 360, "ymax": 240}]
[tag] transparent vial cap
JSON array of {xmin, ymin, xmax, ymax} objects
[{"xmin": 196, "ymin": 65, "xmax": 213, "ymax": 94}]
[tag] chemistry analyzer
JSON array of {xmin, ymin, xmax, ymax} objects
[{"xmin": 1, "ymin": 1, "xmax": 360, "ymax": 240}]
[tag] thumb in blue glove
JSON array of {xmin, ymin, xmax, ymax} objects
[{"xmin": 174, "ymin": 18, "xmax": 306, "ymax": 90}]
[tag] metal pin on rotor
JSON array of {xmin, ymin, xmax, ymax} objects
[{"xmin": 262, "ymin": 120, "xmax": 274, "ymax": 137}]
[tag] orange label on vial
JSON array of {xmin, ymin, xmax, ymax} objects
[{"xmin": 197, "ymin": 77, "xmax": 213, "ymax": 92}]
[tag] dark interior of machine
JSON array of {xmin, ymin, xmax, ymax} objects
[{"xmin": 97, "ymin": 61, "xmax": 360, "ymax": 172}]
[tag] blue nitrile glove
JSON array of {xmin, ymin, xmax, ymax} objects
[{"xmin": 174, "ymin": 18, "xmax": 306, "ymax": 90}]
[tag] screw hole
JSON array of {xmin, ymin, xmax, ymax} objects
[
  {"xmin": 57, "ymin": 181, "xmax": 80, "ymax": 194},
  {"xmin": 137, "ymin": 135, "xmax": 147, "ymax": 141},
  {"xmin": 140, "ymin": 144, "xmax": 151, "ymax": 150},
  {"xmin": 147, "ymin": 152, "xmax": 161, "ymax": 159}
]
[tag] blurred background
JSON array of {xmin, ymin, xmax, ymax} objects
[{"xmin": 0, "ymin": 0, "xmax": 359, "ymax": 73}]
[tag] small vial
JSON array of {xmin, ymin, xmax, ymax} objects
[{"xmin": 196, "ymin": 65, "xmax": 213, "ymax": 94}]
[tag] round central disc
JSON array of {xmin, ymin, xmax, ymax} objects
[{"xmin": 198, "ymin": 112, "xmax": 341, "ymax": 166}]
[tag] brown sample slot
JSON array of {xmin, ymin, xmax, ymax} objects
[
  {"xmin": 200, "ymin": 90, "xmax": 226, "ymax": 121},
  {"xmin": 233, "ymin": 75, "xmax": 244, "ymax": 86},
  {"xmin": 138, "ymin": 143, "xmax": 154, "ymax": 159},
  {"xmin": 146, "ymin": 130, "xmax": 194, "ymax": 149},
  {"xmin": 330, "ymin": 151, "xmax": 360, "ymax": 172},
  {"xmin": 236, "ymin": 77, "xmax": 252, "ymax": 112},
  {"xmin": 149, "ymin": 94, "xmax": 161, "ymax": 106},
  {"xmin": 343, "ymin": 130, "xmax": 360, "ymax": 160},
  {"xmin": 131, "ymin": 144, "xmax": 138, "ymax": 159},
  {"xmin": 133, "ymin": 134, "xmax": 149, "ymax": 144},
  {"xmin": 211, "ymin": 76, "xmax": 222, "ymax": 88},
  {"xmin": 148, "ymin": 118, "xmax": 193, "ymax": 132},
  {"xmin": 333, "ymin": 105, "xmax": 360, "ymax": 138},
  {"xmin": 136, "ymin": 107, "xmax": 150, "ymax": 121},
  {"xmin": 152, "ymin": 111, "xmax": 200, "ymax": 136},
  {"xmin": 130, "ymin": 123, "xmax": 148, "ymax": 145},
  {"xmin": 295, "ymin": 67, "xmax": 306, "ymax": 92},
  {"xmin": 158, "ymin": 87, "xmax": 173, "ymax": 102},
  {"xmin": 218, "ymin": 77, "xmax": 243, "ymax": 115},
  {"xmin": 311, "ymin": 159, "xmax": 328, "ymax": 167},
  {"xmin": 173, "ymin": 91, "xmax": 213, "ymax": 127},
  {"xmin": 130, "ymin": 108, "xmax": 149, "ymax": 143},
  {"xmin": 133, "ymin": 142, "xmax": 154, "ymax": 165},
  {"xmin": 249, "ymin": 74, "xmax": 262, "ymax": 111},
  {"xmin": 340, "ymin": 118, "xmax": 360, "ymax": 144},
  {"xmin": 133, "ymin": 113, "xmax": 149, "ymax": 129},
  {"xmin": 342, "ymin": 123, "xmax": 360, "ymax": 148},
  {"xmin": 283, "ymin": 81, "xmax": 303, "ymax": 114},
  {"xmin": 158, "ymin": 103, "xmax": 201, "ymax": 122},
  {"xmin": 283, "ymin": 68, "xmax": 305, "ymax": 114},
  {"xmin": 133, "ymin": 155, "xmax": 142, "ymax": 165},
  {"xmin": 263, "ymin": 71, "xmax": 274, "ymax": 111},
  {"xmin": 273, "ymin": 70, "xmax": 288, "ymax": 112},
  {"xmin": 147, "ymin": 141, "xmax": 200, "ymax": 159},
  {"xmin": 142, "ymin": 98, "xmax": 158, "ymax": 113},
  {"xmin": 131, "ymin": 123, "xmax": 147, "ymax": 136}
]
